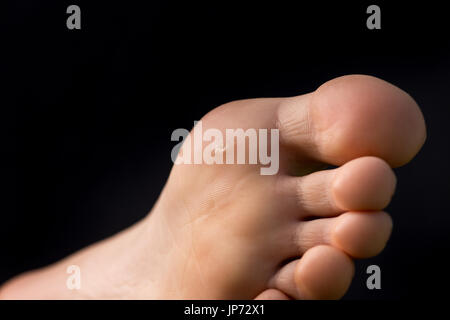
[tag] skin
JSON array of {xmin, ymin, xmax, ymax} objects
[{"xmin": 0, "ymin": 75, "xmax": 426, "ymax": 300}]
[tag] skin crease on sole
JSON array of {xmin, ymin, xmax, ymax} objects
[{"xmin": 0, "ymin": 75, "xmax": 426, "ymax": 300}]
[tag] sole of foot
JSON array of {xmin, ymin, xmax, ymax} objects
[{"xmin": 0, "ymin": 74, "xmax": 426, "ymax": 300}]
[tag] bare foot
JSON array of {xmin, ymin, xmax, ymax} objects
[{"xmin": 0, "ymin": 75, "xmax": 426, "ymax": 300}]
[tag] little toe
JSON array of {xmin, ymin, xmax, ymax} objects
[{"xmin": 254, "ymin": 289, "xmax": 291, "ymax": 300}]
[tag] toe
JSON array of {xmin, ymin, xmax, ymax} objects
[
  {"xmin": 278, "ymin": 74, "xmax": 426, "ymax": 167},
  {"xmin": 254, "ymin": 289, "xmax": 291, "ymax": 300},
  {"xmin": 288, "ymin": 211, "xmax": 393, "ymax": 258},
  {"xmin": 331, "ymin": 211, "xmax": 393, "ymax": 258},
  {"xmin": 269, "ymin": 245, "xmax": 354, "ymax": 299},
  {"xmin": 281, "ymin": 156, "xmax": 396, "ymax": 217},
  {"xmin": 331, "ymin": 157, "xmax": 396, "ymax": 211}
]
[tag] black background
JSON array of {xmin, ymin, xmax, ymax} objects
[{"xmin": 1, "ymin": 0, "xmax": 449, "ymax": 300}]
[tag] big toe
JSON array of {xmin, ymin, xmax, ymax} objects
[{"xmin": 278, "ymin": 74, "xmax": 426, "ymax": 167}]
